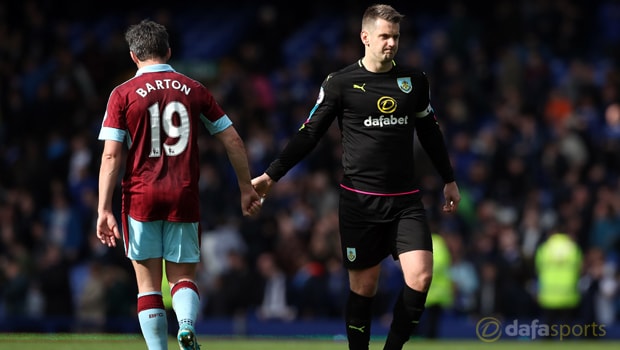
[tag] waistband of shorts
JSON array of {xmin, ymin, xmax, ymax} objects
[{"xmin": 340, "ymin": 183, "xmax": 420, "ymax": 196}]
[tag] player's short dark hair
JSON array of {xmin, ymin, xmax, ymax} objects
[
  {"xmin": 362, "ymin": 4, "xmax": 404, "ymax": 29},
  {"xmin": 125, "ymin": 19, "xmax": 170, "ymax": 61}
]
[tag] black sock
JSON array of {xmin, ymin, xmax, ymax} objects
[
  {"xmin": 345, "ymin": 290, "xmax": 374, "ymax": 350},
  {"xmin": 383, "ymin": 286, "xmax": 427, "ymax": 350}
]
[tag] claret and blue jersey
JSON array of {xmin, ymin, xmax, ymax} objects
[{"xmin": 99, "ymin": 64, "xmax": 232, "ymax": 223}]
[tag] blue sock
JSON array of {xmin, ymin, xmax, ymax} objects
[
  {"xmin": 137, "ymin": 292, "xmax": 168, "ymax": 350},
  {"xmin": 171, "ymin": 280, "xmax": 200, "ymax": 328}
]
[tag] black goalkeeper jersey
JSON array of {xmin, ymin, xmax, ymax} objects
[{"xmin": 266, "ymin": 59, "xmax": 454, "ymax": 195}]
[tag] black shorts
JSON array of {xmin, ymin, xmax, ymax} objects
[{"xmin": 338, "ymin": 187, "xmax": 432, "ymax": 270}]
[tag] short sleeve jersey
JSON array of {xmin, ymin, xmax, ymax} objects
[
  {"xmin": 99, "ymin": 64, "xmax": 231, "ymax": 222},
  {"xmin": 274, "ymin": 60, "xmax": 437, "ymax": 194}
]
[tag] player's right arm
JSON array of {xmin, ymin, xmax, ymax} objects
[
  {"xmin": 264, "ymin": 75, "xmax": 339, "ymax": 183},
  {"xmin": 97, "ymin": 139, "xmax": 123, "ymax": 247}
]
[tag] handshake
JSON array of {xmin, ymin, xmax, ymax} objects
[{"xmin": 243, "ymin": 173, "xmax": 273, "ymax": 216}]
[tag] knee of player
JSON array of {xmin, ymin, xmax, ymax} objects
[
  {"xmin": 404, "ymin": 269, "xmax": 433, "ymax": 291},
  {"xmin": 418, "ymin": 271, "xmax": 433, "ymax": 289}
]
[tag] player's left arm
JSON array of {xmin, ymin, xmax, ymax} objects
[
  {"xmin": 413, "ymin": 72, "xmax": 460, "ymax": 211},
  {"xmin": 215, "ymin": 126, "xmax": 262, "ymax": 216},
  {"xmin": 416, "ymin": 115, "xmax": 461, "ymax": 212}
]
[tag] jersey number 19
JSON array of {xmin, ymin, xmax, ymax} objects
[{"xmin": 148, "ymin": 101, "xmax": 189, "ymax": 157}]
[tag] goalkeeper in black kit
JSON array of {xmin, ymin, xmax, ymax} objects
[{"xmin": 252, "ymin": 4, "xmax": 461, "ymax": 350}]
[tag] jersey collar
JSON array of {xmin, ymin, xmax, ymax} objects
[
  {"xmin": 135, "ymin": 64, "xmax": 176, "ymax": 76},
  {"xmin": 357, "ymin": 59, "xmax": 397, "ymax": 70}
]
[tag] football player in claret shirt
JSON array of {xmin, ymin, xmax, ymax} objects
[
  {"xmin": 252, "ymin": 4, "xmax": 460, "ymax": 350},
  {"xmin": 96, "ymin": 19, "xmax": 262, "ymax": 350}
]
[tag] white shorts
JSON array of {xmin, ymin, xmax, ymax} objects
[{"xmin": 125, "ymin": 215, "xmax": 200, "ymax": 263}]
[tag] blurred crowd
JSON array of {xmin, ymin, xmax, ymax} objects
[{"xmin": 1, "ymin": 0, "xmax": 620, "ymax": 335}]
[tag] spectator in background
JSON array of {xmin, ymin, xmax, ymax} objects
[
  {"xmin": 444, "ymin": 232, "xmax": 478, "ymax": 317},
  {"xmin": 495, "ymin": 226, "xmax": 536, "ymax": 319},
  {"xmin": 323, "ymin": 254, "xmax": 349, "ymax": 319},
  {"xmin": 41, "ymin": 180, "xmax": 83, "ymax": 263},
  {"xmin": 590, "ymin": 184, "xmax": 620, "ymax": 259},
  {"xmin": 474, "ymin": 258, "xmax": 500, "ymax": 318},
  {"xmin": 288, "ymin": 250, "xmax": 328, "ymax": 319},
  {"xmin": 535, "ymin": 231, "xmax": 583, "ymax": 328},
  {"xmin": 579, "ymin": 247, "xmax": 618, "ymax": 328},
  {"xmin": 255, "ymin": 251, "xmax": 296, "ymax": 321},
  {"xmin": 601, "ymin": 103, "xmax": 620, "ymax": 172},
  {"xmin": 102, "ymin": 263, "xmax": 136, "ymax": 333},
  {"xmin": 416, "ymin": 232, "xmax": 454, "ymax": 339},
  {"xmin": 204, "ymin": 249, "xmax": 260, "ymax": 319},
  {"xmin": 0, "ymin": 253, "xmax": 31, "ymax": 329},
  {"xmin": 199, "ymin": 217, "xmax": 248, "ymax": 292},
  {"xmin": 74, "ymin": 259, "xmax": 106, "ymax": 332},
  {"xmin": 36, "ymin": 244, "xmax": 74, "ymax": 332}
]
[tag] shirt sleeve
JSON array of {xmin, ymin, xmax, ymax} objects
[
  {"xmin": 266, "ymin": 77, "xmax": 338, "ymax": 181},
  {"xmin": 201, "ymin": 114, "xmax": 233, "ymax": 135},
  {"xmin": 98, "ymin": 89, "xmax": 127, "ymax": 143},
  {"xmin": 265, "ymin": 129, "xmax": 321, "ymax": 181},
  {"xmin": 414, "ymin": 73, "xmax": 455, "ymax": 183}
]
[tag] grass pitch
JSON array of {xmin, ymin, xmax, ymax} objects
[{"xmin": 0, "ymin": 333, "xmax": 618, "ymax": 349}]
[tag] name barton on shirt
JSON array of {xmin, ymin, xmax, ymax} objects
[{"xmin": 135, "ymin": 79, "xmax": 191, "ymax": 98}]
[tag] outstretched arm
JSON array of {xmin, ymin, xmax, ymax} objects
[
  {"xmin": 257, "ymin": 76, "xmax": 337, "ymax": 197},
  {"xmin": 252, "ymin": 129, "xmax": 322, "ymax": 202}
]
